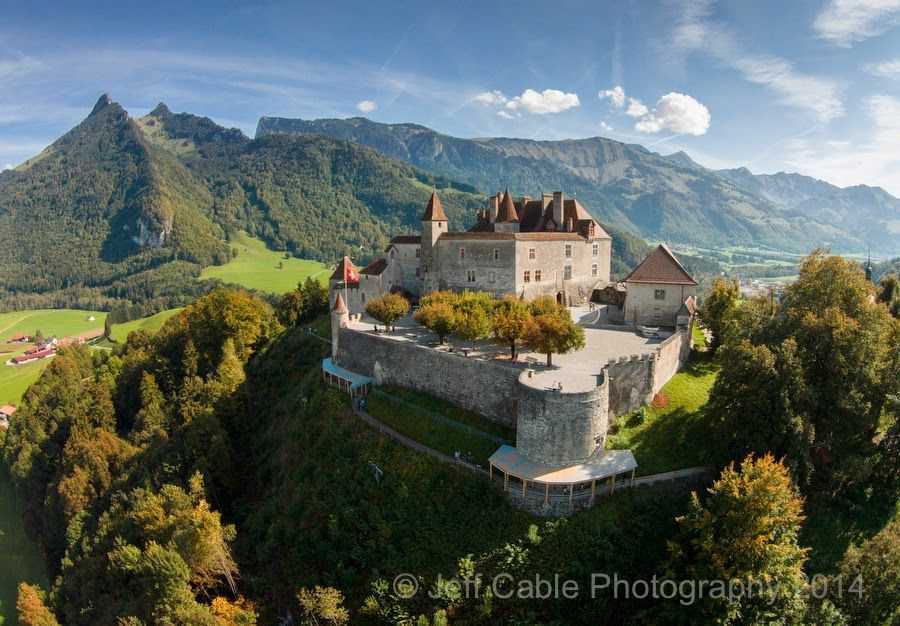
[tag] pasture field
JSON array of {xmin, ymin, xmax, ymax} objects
[
  {"xmin": 110, "ymin": 308, "xmax": 183, "ymax": 342},
  {"xmin": 200, "ymin": 232, "xmax": 330, "ymax": 294},
  {"xmin": 0, "ymin": 309, "xmax": 105, "ymax": 405}
]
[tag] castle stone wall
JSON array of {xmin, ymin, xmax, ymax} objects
[
  {"xmin": 516, "ymin": 372, "xmax": 609, "ymax": 466},
  {"xmin": 336, "ymin": 327, "xmax": 521, "ymax": 426},
  {"xmin": 652, "ymin": 327, "xmax": 692, "ymax": 396},
  {"xmin": 607, "ymin": 354, "xmax": 655, "ymax": 417}
]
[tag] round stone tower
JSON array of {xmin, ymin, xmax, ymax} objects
[{"xmin": 331, "ymin": 292, "xmax": 349, "ymax": 360}]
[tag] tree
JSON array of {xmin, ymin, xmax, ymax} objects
[
  {"xmin": 16, "ymin": 583, "xmax": 60, "ymax": 626},
  {"xmin": 529, "ymin": 295, "xmax": 563, "ymax": 318},
  {"xmin": 130, "ymin": 372, "xmax": 169, "ymax": 446},
  {"xmin": 708, "ymin": 338, "xmax": 813, "ymax": 484},
  {"xmin": 297, "ymin": 586, "xmax": 349, "ymax": 626},
  {"xmin": 665, "ymin": 454, "xmax": 809, "ymax": 624},
  {"xmin": 414, "ymin": 301, "xmax": 457, "ymax": 345},
  {"xmin": 365, "ymin": 293, "xmax": 410, "ymax": 332},
  {"xmin": 104, "ymin": 315, "xmax": 113, "ymax": 340},
  {"xmin": 210, "ymin": 596, "xmax": 258, "ymax": 625},
  {"xmin": 491, "ymin": 296, "xmax": 533, "ymax": 360},
  {"xmin": 525, "ymin": 313, "xmax": 585, "ymax": 366},
  {"xmin": 34, "ymin": 329, "xmax": 44, "ymax": 345},
  {"xmin": 699, "ymin": 277, "xmax": 739, "ymax": 352},
  {"xmin": 836, "ymin": 517, "xmax": 900, "ymax": 625},
  {"xmin": 453, "ymin": 291, "xmax": 492, "ymax": 344}
]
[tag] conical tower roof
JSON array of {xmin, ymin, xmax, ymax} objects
[
  {"xmin": 332, "ymin": 292, "xmax": 348, "ymax": 313},
  {"xmin": 421, "ymin": 190, "xmax": 448, "ymax": 222},
  {"xmin": 497, "ymin": 189, "xmax": 519, "ymax": 223}
]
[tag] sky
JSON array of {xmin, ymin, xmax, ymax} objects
[{"xmin": 2, "ymin": 0, "xmax": 900, "ymax": 195}]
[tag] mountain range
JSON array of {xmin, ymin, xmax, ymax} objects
[
  {"xmin": 0, "ymin": 96, "xmax": 652, "ymax": 308},
  {"xmin": 257, "ymin": 116, "xmax": 900, "ymax": 255}
]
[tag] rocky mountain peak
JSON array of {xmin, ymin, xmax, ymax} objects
[{"xmin": 90, "ymin": 93, "xmax": 114, "ymax": 116}]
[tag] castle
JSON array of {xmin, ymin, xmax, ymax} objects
[
  {"xmin": 332, "ymin": 189, "xmax": 696, "ymax": 328},
  {"xmin": 326, "ymin": 190, "xmax": 700, "ymax": 515}
]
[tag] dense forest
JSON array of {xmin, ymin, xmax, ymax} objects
[
  {"xmin": 2, "ymin": 249, "xmax": 898, "ymax": 624},
  {"xmin": 0, "ymin": 96, "xmax": 654, "ymax": 315}
]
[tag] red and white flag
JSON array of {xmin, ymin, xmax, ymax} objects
[{"xmin": 344, "ymin": 263, "xmax": 359, "ymax": 285}]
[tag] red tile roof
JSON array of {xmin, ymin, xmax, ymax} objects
[
  {"xmin": 360, "ymin": 258, "xmax": 388, "ymax": 275},
  {"xmin": 329, "ymin": 256, "xmax": 359, "ymax": 281},
  {"xmin": 624, "ymin": 244, "xmax": 698, "ymax": 285},
  {"xmin": 0, "ymin": 405, "xmax": 16, "ymax": 416},
  {"xmin": 421, "ymin": 191, "xmax": 448, "ymax": 222},
  {"xmin": 497, "ymin": 190, "xmax": 519, "ymax": 223},
  {"xmin": 389, "ymin": 235, "xmax": 421, "ymax": 245},
  {"xmin": 332, "ymin": 292, "xmax": 348, "ymax": 313}
]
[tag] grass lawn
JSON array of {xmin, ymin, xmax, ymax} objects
[
  {"xmin": 366, "ymin": 391, "xmax": 504, "ymax": 467},
  {"xmin": 110, "ymin": 308, "xmax": 183, "ymax": 342},
  {"xmin": 607, "ymin": 348, "xmax": 720, "ymax": 476},
  {"xmin": 0, "ymin": 468, "xmax": 48, "ymax": 625},
  {"xmin": 200, "ymin": 232, "xmax": 330, "ymax": 294},
  {"xmin": 0, "ymin": 309, "xmax": 106, "ymax": 405}
]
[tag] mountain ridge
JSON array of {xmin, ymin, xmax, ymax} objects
[{"xmin": 257, "ymin": 115, "xmax": 899, "ymax": 255}]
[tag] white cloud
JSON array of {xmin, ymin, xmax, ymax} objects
[
  {"xmin": 672, "ymin": 0, "xmax": 844, "ymax": 123},
  {"xmin": 2, "ymin": 163, "xmax": 12, "ymax": 171},
  {"xmin": 813, "ymin": 0, "xmax": 900, "ymax": 47},
  {"xmin": 783, "ymin": 94, "xmax": 900, "ymax": 196},
  {"xmin": 356, "ymin": 100, "xmax": 377, "ymax": 113},
  {"xmin": 506, "ymin": 89, "xmax": 580, "ymax": 114},
  {"xmin": 634, "ymin": 92, "xmax": 711, "ymax": 136},
  {"xmin": 599, "ymin": 121, "xmax": 613, "ymax": 132},
  {"xmin": 598, "ymin": 86, "xmax": 625, "ymax": 108},
  {"xmin": 625, "ymin": 97, "xmax": 649, "ymax": 118},
  {"xmin": 474, "ymin": 88, "xmax": 579, "ymax": 115},
  {"xmin": 864, "ymin": 58, "xmax": 900, "ymax": 78},
  {"xmin": 496, "ymin": 110, "xmax": 515, "ymax": 120},
  {"xmin": 474, "ymin": 90, "xmax": 508, "ymax": 106}
]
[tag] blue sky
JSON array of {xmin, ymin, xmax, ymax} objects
[{"xmin": 2, "ymin": 0, "xmax": 900, "ymax": 194}]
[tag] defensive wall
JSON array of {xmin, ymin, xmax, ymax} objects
[{"xmin": 334, "ymin": 319, "xmax": 693, "ymax": 465}]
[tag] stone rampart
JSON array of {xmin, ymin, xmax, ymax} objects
[{"xmin": 336, "ymin": 327, "xmax": 522, "ymax": 426}]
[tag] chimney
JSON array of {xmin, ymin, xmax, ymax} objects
[
  {"xmin": 552, "ymin": 191, "xmax": 564, "ymax": 229},
  {"xmin": 566, "ymin": 217, "xmax": 574, "ymax": 232},
  {"xmin": 489, "ymin": 193, "xmax": 500, "ymax": 223}
]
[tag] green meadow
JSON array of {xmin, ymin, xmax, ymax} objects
[
  {"xmin": 200, "ymin": 232, "xmax": 330, "ymax": 294},
  {"xmin": 110, "ymin": 308, "xmax": 184, "ymax": 342},
  {"xmin": 0, "ymin": 309, "xmax": 106, "ymax": 406}
]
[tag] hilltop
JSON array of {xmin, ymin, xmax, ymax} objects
[{"xmin": 258, "ymin": 115, "xmax": 899, "ymax": 255}]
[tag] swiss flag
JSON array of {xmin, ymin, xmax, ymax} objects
[{"xmin": 345, "ymin": 264, "xmax": 359, "ymax": 285}]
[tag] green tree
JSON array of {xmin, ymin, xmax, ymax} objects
[
  {"xmin": 414, "ymin": 301, "xmax": 457, "ymax": 345},
  {"xmin": 835, "ymin": 516, "xmax": 900, "ymax": 625},
  {"xmin": 491, "ymin": 295, "xmax": 533, "ymax": 360},
  {"xmin": 529, "ymin": 294, "xmax": 564, "ymax": 318},
  {"xmin": 700, "ymin": 277, "xmax": 739, "ymax": 352},
  {"xmin": 708, "ymin": 338, "xmax": 813, "ymax": 484},
  {"xmin": 365, "ymin": 293, "xmax": 410, "ymax": 332},
  {"xmin": 297, "ymin": 586, "xmax": 350, "ymax": 625},
  {"xmin": 525, "ymin": 313, "xmax": 585, "ymax": 366},
  {"xmin": 453, "ymin": 291, "xmax": 493, "ymax": 344},
  {"xmin": 666, "ymin": 454, "xmax": 809, "ymax": 624},
  {"xmin": 130, "ymin": 372, "xmax": 168, "ymax": 446}
]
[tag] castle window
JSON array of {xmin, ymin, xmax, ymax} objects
[
  {"xmin": 529, "ymin": 248, "xmax": 536, "ymax": 260},
  {"xmin": 493, "ymin": 248, "xmax": 499, "ymax": 261},
  {"xmin": 415, "ymin": 248, "xmax": 420, "ymax": 258},
  {"xmin": 654, "ymin": 289, "xmax": 666, "ymax": 300},
  {"xmin": 564, "ymin": 265, "xmax": 572, "ymax": 280},
  {"xmin": 489, "ymin": 271, "xmax": 496, "ymax": 283},
  {"xmin": 592, "ymin": 263, "xmax": 598, "ymax": 277},
  {"xmin": 459, "ymin": 247, "xmax": 466, "ymax": 260},
  {"xmin": 565, "ymin": 244, "xmax": 572, "ymax": 258},
  {"xmin": 535, "ymin": 270, "xmax": 542, "ymax": 282},
  {"xmin": 524, "ymin": 271, "xmax": 531, "ymax": 283},
  {"xmin": 467, "ymin": 270, "xmax": 476, "ymax": 282},
  {"xmin": 592, "ymin": 243, "xmax": 599, "ymax": 257},
  {"xmin": 361, "ymin": 293, "xmax": 366, "ymax": 303}
]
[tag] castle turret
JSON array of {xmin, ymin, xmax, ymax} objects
[
  {"xmin": 865, "ymin": 249, "xmax": 873, "ymax": 282},
  {"xmin": 331, "ymin": 292, "xmax": 349, "ymax": 359},
  {"xmin": 494, "ymin": 189, "xmax": 520, "ymax": 233},
  {"xmin": 421, "ymin": 190, "xmax": 447, "ymax": 293},
  {"xmin": 552, "ymin": 191, "xmax": 564, "ymax": 230}
]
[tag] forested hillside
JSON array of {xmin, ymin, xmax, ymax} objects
[{"xmin": 2, "ymin": 256, "xmax": 897, "ymax": 623}]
